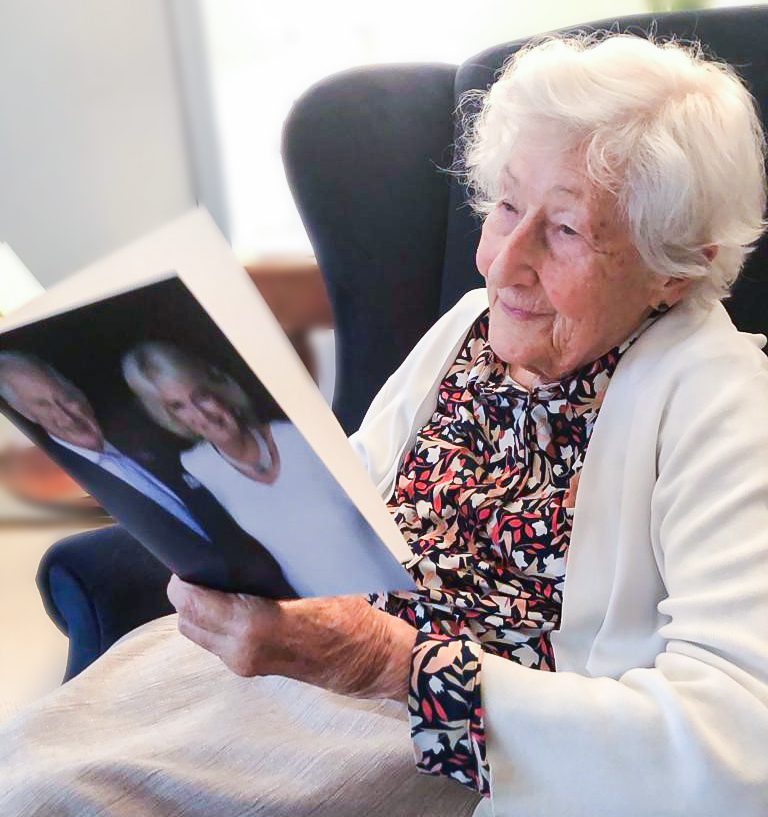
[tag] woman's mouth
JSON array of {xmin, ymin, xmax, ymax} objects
[{"xmin": 497, "ymin": 299, "xmax": 551, "ymax": 321}]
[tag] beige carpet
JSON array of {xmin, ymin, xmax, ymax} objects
[{"xmin": 0, "ymin": 521, "xmax": 98, "ymax": 723}]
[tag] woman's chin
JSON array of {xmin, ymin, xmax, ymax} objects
[
  {"xmin": 487, "ymin": 336, "xmax": 556, "ymax": 386},
  {"xmin": 201, "ymin": 429, "xmax": 237, "ymax": 447},
  {"xmin": 489, "ymin": 327, "xmax": 542, "ymax": 365}
]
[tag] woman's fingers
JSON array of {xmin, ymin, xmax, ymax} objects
[
  {"xmin": 176, "ymin": 614, "xmax": 265, "ymax": 677},
  {"xmin": 168, "ymin": 575, "xmax": 284, "ymax": 676},
  {"xmin": 167, "ymin": 578, "xmax": 416, "ymax": 696},
  {"xmin": 176, "ymin": 614, "xmax": 227, "ymax": 656},
  {"xmin": 168, "ymin": 575, "xmax": 276, "ymax": 635},
  {"xmin": 167, "ymin": 575, "xmax": 235, "ymax": 635}
]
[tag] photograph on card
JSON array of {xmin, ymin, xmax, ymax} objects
[{"xmin": 0, "ymin": 276, "xmax": 409, "ymax": 598}]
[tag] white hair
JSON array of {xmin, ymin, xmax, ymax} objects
[
  {"xmin": 122, "ymin": 342, "xmax": 258, "ymax": 440},
  {"xmin": 0, "ymin": 350, "xmax": 83, "ymax": 419},
  {"xmin": 459, "ymin": 33, "xmax": 767, "ymax": 305}
]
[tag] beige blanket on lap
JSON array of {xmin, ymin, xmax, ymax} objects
[{"xmin": 0, "ymin": 616, "xmax": 480, "ymax": 817}]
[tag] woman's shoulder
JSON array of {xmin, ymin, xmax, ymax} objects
[
  {"xmin": 626, "ymin": 300, "xmax": 768, "ymax": 385},
  {"xmin": 682, "ymin": 301, "xmax": 765, "ymax": 360},
  {"xmin": 350, "ymin": 289, "xmax": 488, "ymax": 484},
  {"xmin": 606, "ymin": 301, "xmax": 768, "ymax": 446}
]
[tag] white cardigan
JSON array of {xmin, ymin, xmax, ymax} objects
[{"xmin": 350, "ymin": 289, "xmax": 768, "ymax": 817}]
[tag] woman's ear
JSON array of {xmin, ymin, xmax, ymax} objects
[
  {"xmin": 654, "ymin": 246, "xmax": 718, "ymax": 309},
  {"xmin": 654, "ymin": 275, "xmax": 692, "ymax": 310}
]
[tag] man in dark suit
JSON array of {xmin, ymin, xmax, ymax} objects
[{"xmin": 0, "ymin": 351, "xmax": 295, "ymax": 598}]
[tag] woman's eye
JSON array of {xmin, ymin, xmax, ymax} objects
[
  {"xmin": 558, "ymin": 224, "xmax": 579, "ymax": 237},
  {"xmin": 499, "ymin": 201, "xmax": 517, "ymax": 213}
]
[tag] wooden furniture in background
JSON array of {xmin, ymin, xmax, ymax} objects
[
  {"xmin": 245, "ymin": 256, "xmax": 333, "ymax": 380},
  {"xmin": 0, "ymin": 446, "xmax": 102, "ymax": 513}
]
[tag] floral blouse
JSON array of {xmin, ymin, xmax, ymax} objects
[{"xmin": 370, "ymin": 309, "xmax": 653, "ymax": 796}]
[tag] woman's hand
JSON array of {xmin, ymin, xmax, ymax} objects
[{"xmin": 167, "ymin": 575, "xmax": 417, "ymax": 702}]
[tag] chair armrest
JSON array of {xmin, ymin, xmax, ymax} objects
[{"xmin": 36, "ymin": 524, "xmax": 174, "ymax": 682}]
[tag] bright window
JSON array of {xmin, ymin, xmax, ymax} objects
[{"xmin": 196, "ymin": 0, "xmax": 759, "ymax": 260}]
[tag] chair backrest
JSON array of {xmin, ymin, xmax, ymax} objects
[{"xmin": 283, "ymin": 6, "xmax": 768, "ymax": 434}]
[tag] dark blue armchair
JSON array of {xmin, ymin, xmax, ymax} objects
[{"xmin": 38, "ymin": 6, "xmax": 768, "ymax": 681}]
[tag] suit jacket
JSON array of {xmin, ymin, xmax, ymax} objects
[
  {"xmin": 46, "ymin": 440, "xmax": 297, "ymax": 599},
  {"xmin": 351, "ymin": 289, "xmax": 768, "ymax": 817}
]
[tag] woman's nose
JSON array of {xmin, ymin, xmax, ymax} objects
[{"xmin": 488, "ymin": 215, "xmax": 541, "ymax": 287}]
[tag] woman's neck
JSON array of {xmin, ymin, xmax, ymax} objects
[
  {"xmin": 214, "ymin": 424, "xmax": 280, "ymax": 484},
  {"xmin": 214, "ymin": 428, "xmax": 261, "ymax": 462},
  {"xmin": 506, "ymin": 365, "xmax": 543, "ymax": 390},
  {"xmin": 506, "ymin": 307, "xmax": 660, "ymax": 391}
]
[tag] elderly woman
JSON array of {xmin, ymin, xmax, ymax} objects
[
  {"xmin": 121, "ymin": 342, "xmax": 413, "ymax": 597},
  {"xmin": 1, "ymin": 33, "xmax": 767, "ymax": 817}
]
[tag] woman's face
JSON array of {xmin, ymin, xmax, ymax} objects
[
  {"xmin": 156, "ymin": 377, "xmax": 241, "ymax": 445},
  {"xmin": 475, "ymin": 140, "xmax": 690, "ymax": 386}
]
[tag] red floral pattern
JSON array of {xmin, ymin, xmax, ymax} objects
[{"xmin": 372, "ymin": 309, "xmax": 653, "ymax": 796}]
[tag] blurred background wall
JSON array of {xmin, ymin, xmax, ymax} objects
[
  {"xmin": 0, "ymin": 0, "xmax": 200, "ymax": 286},
  {"xmin": 1, "ymin": 0, "xmax": 759, "ymax": 286}
]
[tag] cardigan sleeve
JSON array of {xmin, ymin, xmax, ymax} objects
[{"xmin": 477, "ymin": 365, "xmax": 768, "ymax": 817}]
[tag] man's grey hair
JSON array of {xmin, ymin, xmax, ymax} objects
[{"xmin": 0, "ymin": 350, "xmax": 83, "ymax": 420}]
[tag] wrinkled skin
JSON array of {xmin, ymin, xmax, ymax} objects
[
  {"xmin": 167, "ymin": 576, "xmax": 417, "ymax": 702},
  {"xmin": 477, "ymin": 139, "xmax": 693, "ymax": 387}
]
